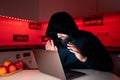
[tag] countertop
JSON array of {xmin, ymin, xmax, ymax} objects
[{"xmin": 0, "ymin": 69, "xmax": 120, "ymax": 80}]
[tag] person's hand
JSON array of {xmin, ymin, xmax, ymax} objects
[
  {"xmin": 67, "ymin": 42, "xmax": 87, "ymax": 62},
  {"xmin": 45, "ymin": 39, "xmax": 58, "ymax": 51}
]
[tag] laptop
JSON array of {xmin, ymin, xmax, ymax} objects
[{"xmin": 33, "ymin": 49, "xmax": 85, "ymax": 80}]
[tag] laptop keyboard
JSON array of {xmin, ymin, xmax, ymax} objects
[{"xmin": 64, "ymin": 69, "xmax": 85, "ymax": 80}]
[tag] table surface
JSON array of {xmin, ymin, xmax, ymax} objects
[{"xmin": 0, "ymin": 69, "xmax": 120, "ymax": 80}]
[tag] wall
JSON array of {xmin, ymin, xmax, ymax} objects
[
  {"xmin": 0, "ymin": 0, "xmax": 39, "ymax": 21},
  {"xmin": 97, "ymin": 0, "xmax": 120, "ymax": 14},
  {"xmin": 0, "ymin": 0, "xmax": 120, "ymax": 21},
  {"xmin": 38, "ymin": 0, "xmax": 96, "ymax": 21},
  {"xmin": 0, "ymin": 16, "xmax": 47, "ymax": 48},
  {"xmin": 75, "ymin": 13, "xmax": 120, "ymax": 48}
]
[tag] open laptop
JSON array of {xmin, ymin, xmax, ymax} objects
[{"xmin": 33, "ymin": 49, "xmax": 85, "ymax": 80}]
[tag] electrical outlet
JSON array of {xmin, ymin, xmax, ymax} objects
[{"xmin": 0, "ymin": 50, "xmax": 38, "ymax": 69}]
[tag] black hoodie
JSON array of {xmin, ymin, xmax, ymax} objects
[{"xmin": 46, "ymin": 12, "xmax": 113, "ymax": 72}]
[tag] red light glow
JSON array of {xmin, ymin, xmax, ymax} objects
[{"xmin": 0, "ymin": 13, "xmax": 120, "ymax": 49}]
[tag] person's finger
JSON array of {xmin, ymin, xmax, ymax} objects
[
  {"xmin": 67, "ymin": 42, "xmax": 75, "ymax": 47},
  {"xmin": 50, "ymin": 39, "xmax": 54, "ymax": 47},
  {"xmin": 69, "ymin": 49, "xmax": 77, "ymax": 54},
  {"xmin": 45, "ymin": 41, "xmax": 49, "ymax": 50},
  {"xmin": 54, "ymin": 46, "xmax": 58, "ymax": 51},
  {"xmin": 45, "ymin": 40, "xmax": 51, "ymax": 50},
  {"xmin": 67, "ymin": 45, "xmax": 76, "ymax": 51}
]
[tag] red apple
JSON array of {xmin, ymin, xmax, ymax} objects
[
  {"xmin": 0, "ymin": 66, "xmax": 8, "ymax": 75},
  {"xmin": 3, "ymin": 60, "xmax": 12, "ymax": 67},
  {"xmin": 14, "ymin": 61, "xmax": 23, "ymax": 69},
  {"xmin": 8, "ymin": 63, "xmax": 17, "ymax": 73}
]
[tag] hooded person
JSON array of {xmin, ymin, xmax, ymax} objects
[{"xmin": 45, "ymin": 12, "xmax": 113, "ymax": 72}]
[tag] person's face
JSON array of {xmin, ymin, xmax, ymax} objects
[
  {"xmin": 57, "ymin": 33, "xmax": 71, "ymax": 47},
  {"xmin": 57, "ymin": 33, "xmax": 68, "ymax": 40}
]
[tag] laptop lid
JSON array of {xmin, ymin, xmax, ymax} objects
[{"xmin": 33, "ymin": 49, "xmax": 66, "ymax": 80}]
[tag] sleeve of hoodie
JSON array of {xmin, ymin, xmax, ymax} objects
[{"xmin": 80, "ymin": 32, "xmax": 113, "ymax": 72}]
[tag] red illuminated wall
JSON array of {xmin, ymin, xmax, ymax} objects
[
  {"xmin": 0, "ymin": 13, "xmax": 120, "ymax": 49},
  {"xmin": 0, "ymin": 16, "xmax": 47, "ymax": 48},
  {"xmin": 75, "ymin": 13, "xmax": 120, "ymax": 48}
]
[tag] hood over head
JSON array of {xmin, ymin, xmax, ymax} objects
[{"xmin": 46, "ymin": 12, "xmax": 79, "ymax": 40}]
